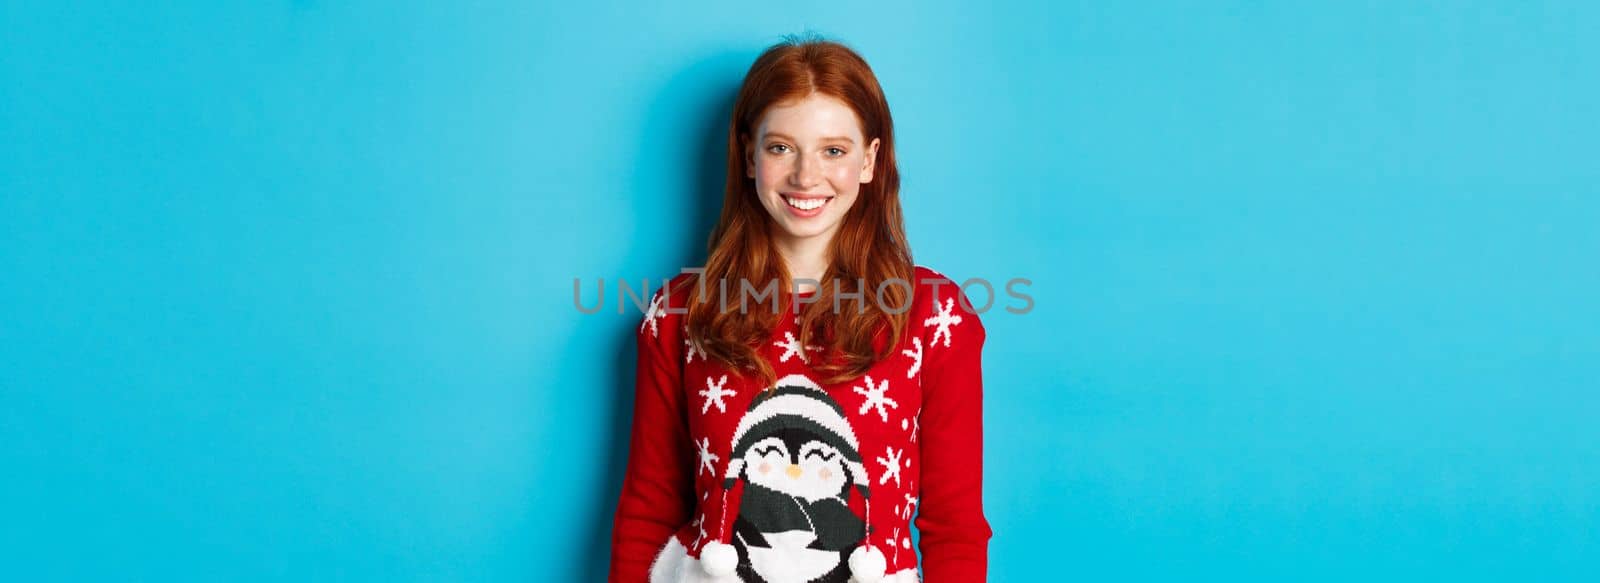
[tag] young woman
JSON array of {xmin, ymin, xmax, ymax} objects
[{"xmin": 610, "ymin": 37, "xmax": 991, "ymax": 583}]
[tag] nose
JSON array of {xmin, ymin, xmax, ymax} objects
[
  {"xmin": 786, "ymin": 464, "xmax": 803, "ymax": 479},
  {"xmin": 788, "ymin": 152, "xmax": 822, "ymax": 189}
]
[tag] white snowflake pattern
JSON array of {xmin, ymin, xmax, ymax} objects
[
  {"xmin": 853, "ymin": 375, "xmax": 899, "ymax": 422},
  {"xmin": 924, "ymin": 297, "xmax": 963, "ymax": 348},
  {"xmin": 640, "ymin": 291, "xmax": 666, "ymax": 338},
  {"xmin": 684, "ymin": 337, "xmax": 707, "ymax": 364},
  {"xmin": 911, "ymin": 410, "xmax": 921, "ymax": 442},
  {"xmin": 696, "ymin": 437, "xmax": 719, "ymax": 476},
  {"xmin": 772, "ymin": 331, "xmax": 820, "ymax": 364},
  {"xmin": 876, "ymin": 446, "xmax": 904, "ymax": 486},
  {"xmin": 698, "ymin": 375, "xmax": 735, "ymax": 414},
  {"xmin": 902, "ymin": 336, "xmax": 923, "ymax": 379}
]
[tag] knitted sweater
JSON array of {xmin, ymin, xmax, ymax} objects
[{"xmin": 609, "ymin": 266, "xmax": 992, "ymax": 583}]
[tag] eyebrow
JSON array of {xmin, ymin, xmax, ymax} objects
[{"xmin": 764, "ymin": 132, "xmax": 856, "ymax": 145}]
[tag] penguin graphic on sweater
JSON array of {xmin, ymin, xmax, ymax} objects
[
  {"xmin": 648, "ymin": 374, "xmax": 888, "ymax": 583},
  {"xmin": 720, "ymin": 375, "xmax": 874, "ymax": 583}
]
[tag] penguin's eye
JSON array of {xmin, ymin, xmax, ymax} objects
[
  {"xmin": 755, "ymin": 445, "xmax": 783, "ymax": 458},
  {"xmin": 803, "ymin": 450, "xmax": 836, "ymax": 462}
]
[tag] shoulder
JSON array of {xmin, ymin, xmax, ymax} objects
[
  {"xmin": 661, "ymin": 271, "xmax": 699, "ymax": 309},
  {"xmin": 909, "ymin": 264, "xmax": 986, "ymax": 338},
  {"xmin": 636, "ymin": 271, "xmax": 697, "ymax": 344},
  {"xmin": 913, "ymin": 264, "xmax": 951, "ymax": 286},
  {"xmin": 910, "ymin": 265, "xmax": 977, "ymax": 314}
]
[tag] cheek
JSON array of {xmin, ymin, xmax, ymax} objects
[
  {"xmin": 754, "ymin": 159, "xmax": 785, "ymax": 186},
  {"xmin": 818, "ymin": 468, "xmax": 833, "ymax": 480},
  {"xmin": 828, "ymin": 162, "xmax": 858, "ymax": 183},
  {"xmin": 826, "ymin": 160, "xmax": 867, "ymax": 196},
  {"xmin": 758, "ymin": 462, "xmax": 771, "ymax": 474}
]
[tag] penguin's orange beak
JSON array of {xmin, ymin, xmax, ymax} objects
[{"xmin": 786, "ymin": 464, "xmax": 803, "ymax": 479}]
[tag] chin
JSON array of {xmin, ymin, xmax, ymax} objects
[
  {"xmin": 776, "ymin": 219, "xmax": 840, "ymax": 240},
  {"xmin": 785, "ymin": 220, "xmax": 831, "ymax": 236}
]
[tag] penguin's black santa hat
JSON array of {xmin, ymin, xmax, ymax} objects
[{"xmin": 697, "ymin": 374, "xmax": 888, "ymax": 582}]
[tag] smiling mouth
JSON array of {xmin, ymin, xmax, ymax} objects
[{"xmin": 782, "ymin": 195, "xmax": 833, "ymax": 211}]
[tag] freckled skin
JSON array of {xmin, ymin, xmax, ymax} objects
[{"xmin": 745, "ymin": 93, "xmax": 881, "ymax": 244}]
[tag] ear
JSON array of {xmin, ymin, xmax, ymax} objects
[
  {"xmin": 744, "ymin": 135, "xmax": 757, "ymax": 179},
  {"xmin": 859, "ymin": 137, "xmax": 880, "ymax": 183}
]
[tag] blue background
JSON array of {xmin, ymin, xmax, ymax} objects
[{"xmin": 2, "ymin": 1, "xmax": 1596, "ymax": 580}]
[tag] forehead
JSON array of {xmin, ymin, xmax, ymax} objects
[{"xmin": 755, "ymin": 93, "xmax": 864, "ymax": 142}]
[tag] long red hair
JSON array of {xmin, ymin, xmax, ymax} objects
[{"xmin": 676, "ymin": 36, "xmax": 913, "ymax": 391}]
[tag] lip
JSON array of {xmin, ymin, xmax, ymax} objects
[{"xmin": 779, "ymin": 192, "xmax": 834, "ymax": 219}]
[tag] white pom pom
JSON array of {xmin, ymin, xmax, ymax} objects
[
  {"xmin": 700, "ymin": 541, "xmax": 737, "ymax": 576},
  {"xmin": 848, "ymin": 544, "xmax": 886, "ymax": 583}
]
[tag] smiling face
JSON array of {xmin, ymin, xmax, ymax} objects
[
  {"xmin": 746, "ymin": 93, "xmax": 881, "ymax": 245},
  {"xmin": 742, "ymin": 429, "xmax": 851, "ymax": 502}
]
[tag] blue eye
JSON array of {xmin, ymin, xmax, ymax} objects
[
  {"xmin": 826, "ymin": 147, "xmax": 846, "ymax": 156},
  {"xmin": 767, "ymin": 144, "xmax": 790, "ymax": 154}
]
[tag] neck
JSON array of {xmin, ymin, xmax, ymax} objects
[{"xmin": 774, "ymin": 232, "xmax": 832, "ymax": 293}]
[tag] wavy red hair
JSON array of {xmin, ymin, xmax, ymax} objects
[{"xmin": 675, "ymin": 36, "xmax": 913, "ymax": 392}]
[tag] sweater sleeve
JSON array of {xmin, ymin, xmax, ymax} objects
[
  {"xmin": 914, "ymin": 287, "xmax": 993, "ymax": 581},
  {"xmin": 609, "ymin": 289, "xmax": 695, "ymax": 582}
]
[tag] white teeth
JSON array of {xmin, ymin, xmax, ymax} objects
[{"xmin": 783, "ymin": 196, "xmax": 828, "ymax": 211}]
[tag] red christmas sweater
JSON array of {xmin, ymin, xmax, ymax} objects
[{"xmin": 609, "ymin": 266, "xmax": 991, "ymax": 583}]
